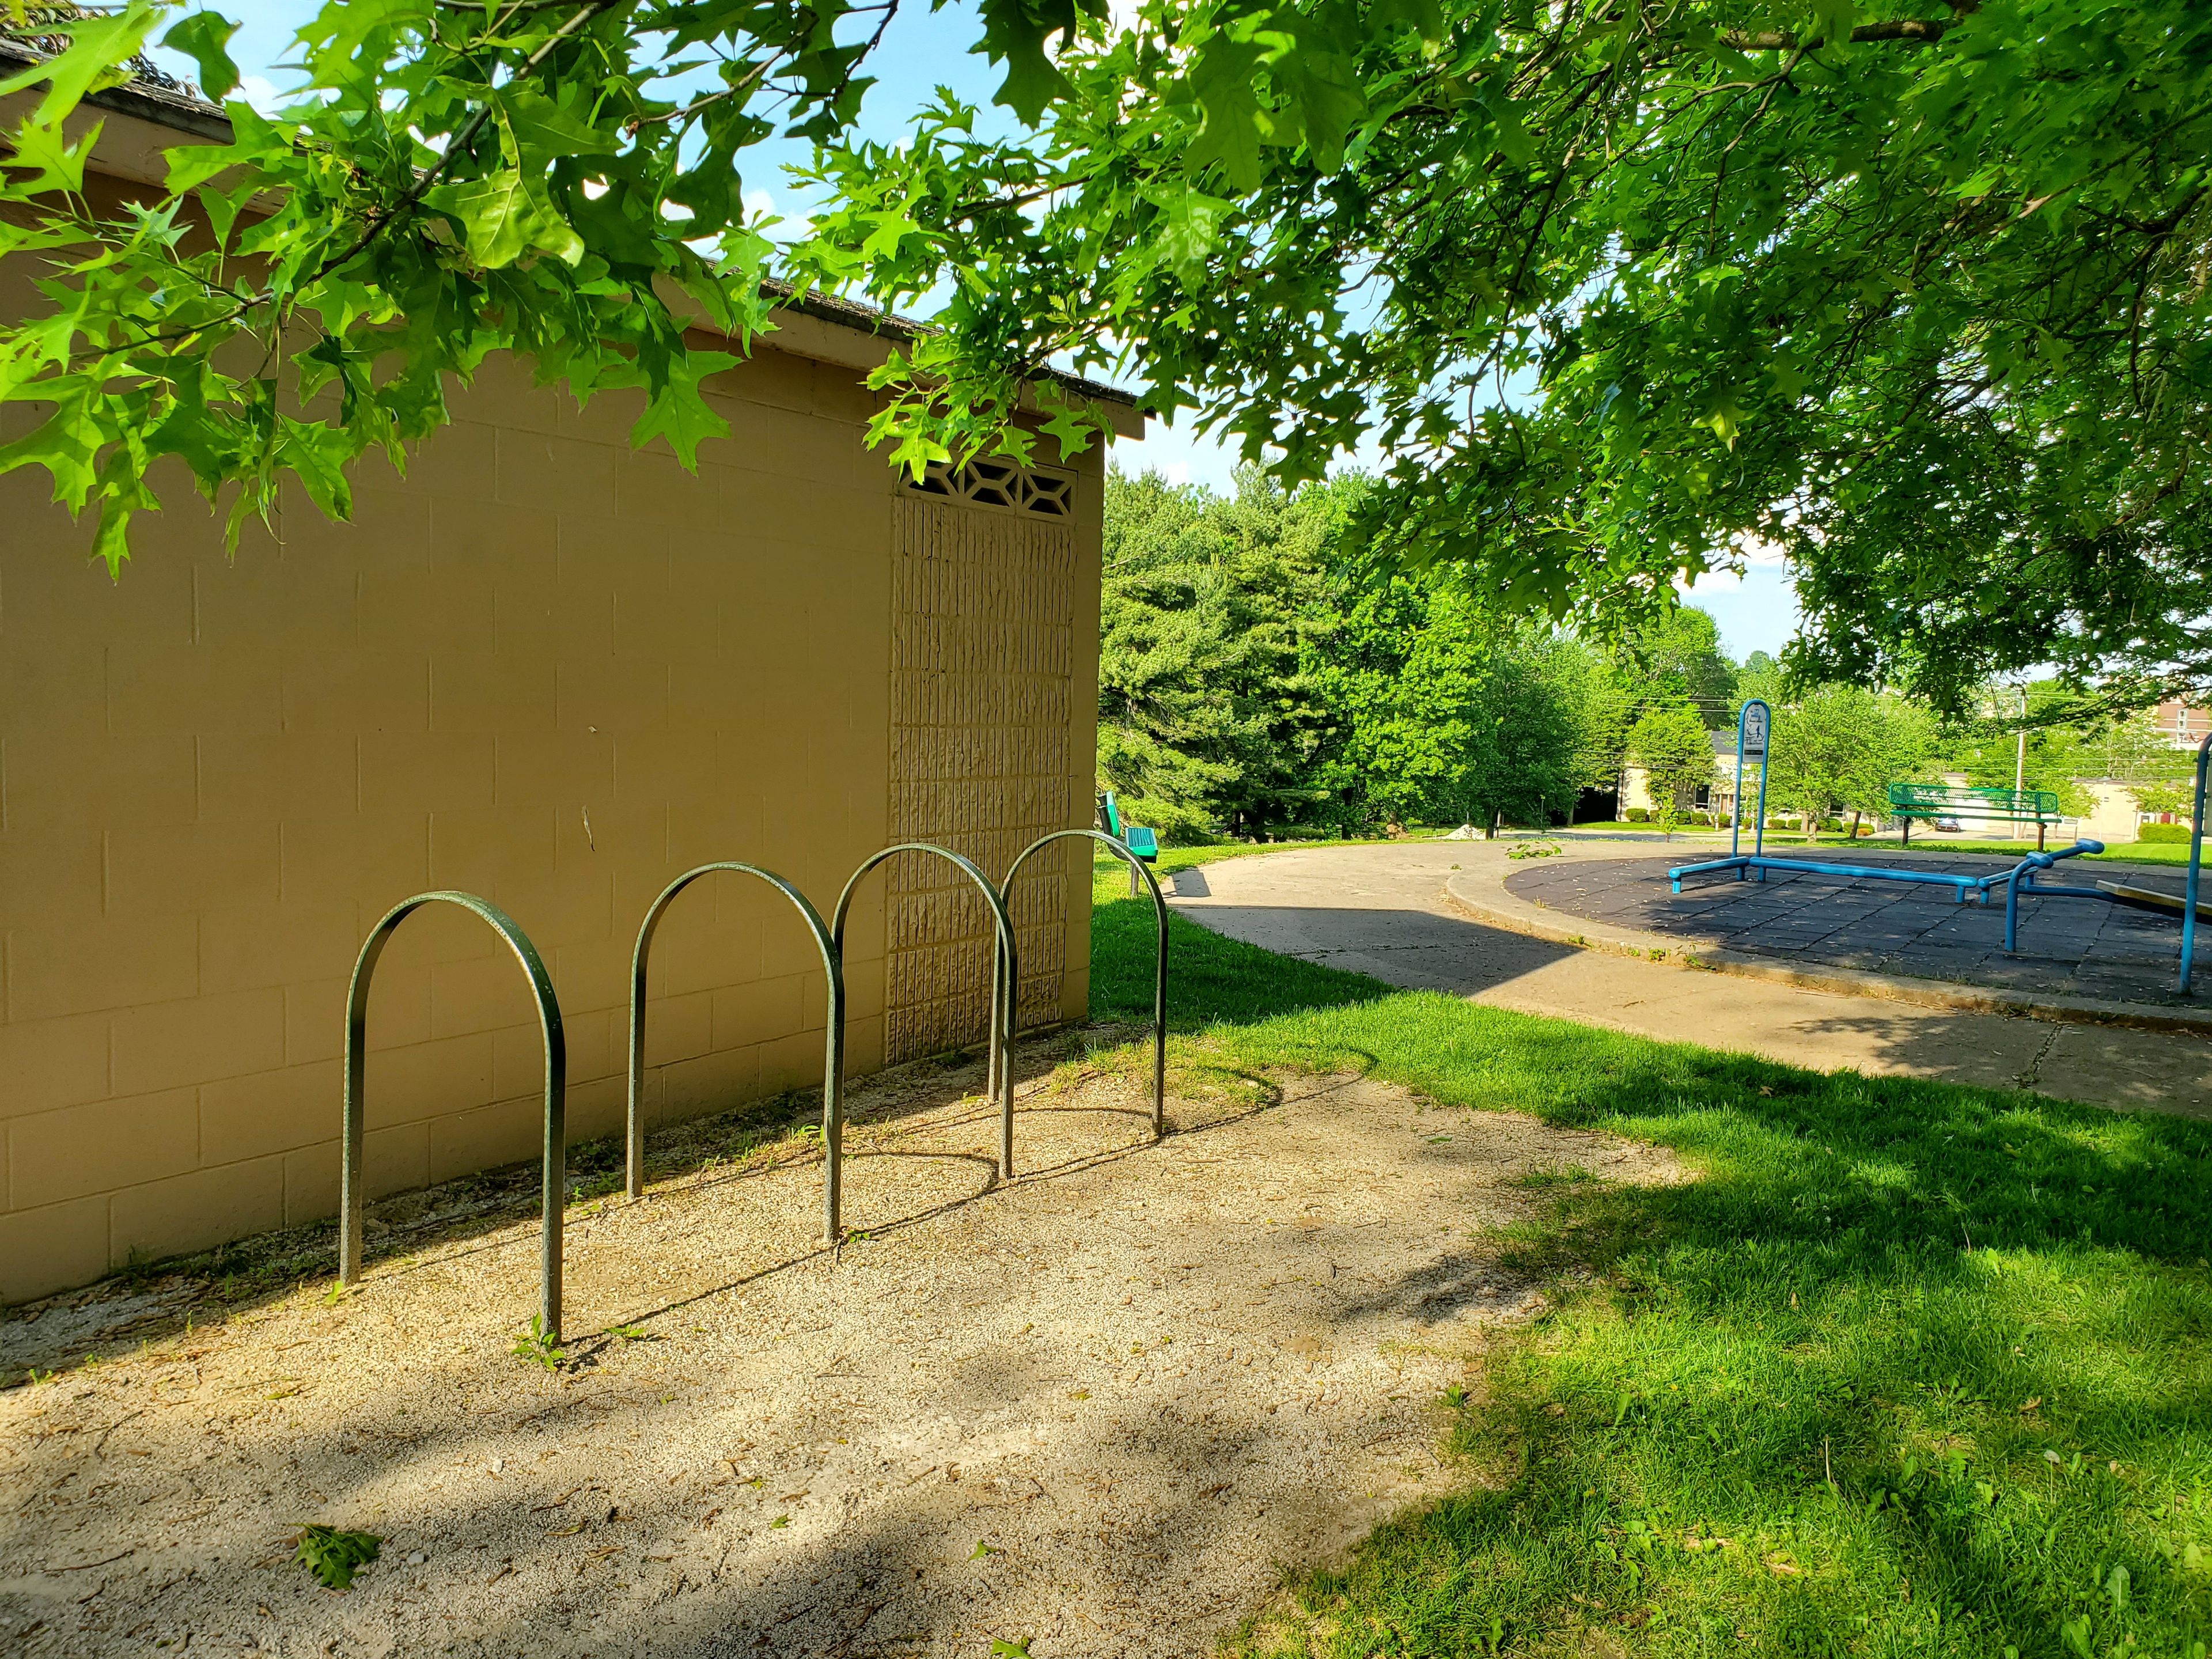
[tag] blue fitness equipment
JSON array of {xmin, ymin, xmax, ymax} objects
[
  {"xmin": 1669, "ymin": 701, "xmax": 2113, "ymax": 951},
  {"xmin": 1732, "ymin": 698, "xmax": 1771, "ymax": 865},
  {"xmin": 2181, "ymin": 730, "xmax": 2211, "ymax": 994}
]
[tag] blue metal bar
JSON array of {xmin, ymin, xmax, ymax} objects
[
  {"xmin": 1672, "ymin": 854, "xmax": 1987, "ymax": 900},
  {"xmin": 2183, "ymin": 733, "xmax": 2211, "ymax": 994},
  {"xmin": 2001, "ymin": 841, "xmax": 2104, "ymax": 952},
  {"xmin": 1748, "ymin": 700, "xmax": 1770, "ymax": 869},
  {"xmin": 1730, "ymin": 705, "xmax": 1747, "ymax": 861},
  {"xmin": 1669, "ymin": 855, "xmax": 1749, "ymax": 892}
]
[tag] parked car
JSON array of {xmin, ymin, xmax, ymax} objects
[{"xmin": 1934, "ymin": 817, "xmax": 1963, "ymax": 832}]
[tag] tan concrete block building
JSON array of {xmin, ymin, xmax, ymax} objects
[{"xmin": 0, "ymin": 69, "xmax": 1140, "ymax": 1302}]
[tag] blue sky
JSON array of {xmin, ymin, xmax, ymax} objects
[{"xmin": 160, "ymin": 3, "xmax": 1801, "ymax": 661}]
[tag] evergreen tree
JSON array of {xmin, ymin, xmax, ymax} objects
[{"xmin": 1096, "ymin": 469, "xmax": 1347, "ymax": 840}]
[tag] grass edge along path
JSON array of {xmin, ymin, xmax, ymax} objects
[{"xmin": 1090, "ymin": 850, "xmax": 2212, "ymax": 1659}]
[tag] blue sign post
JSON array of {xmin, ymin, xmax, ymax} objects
[
  {"xmin": 2181, "ymin": 731, "xmax": 2210, "ymax": 994},
  {"xmin": 1732, "ymin": 698, "xmax": 1771, "ymax": 872}
]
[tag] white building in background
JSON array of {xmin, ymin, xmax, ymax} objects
[
  {"xmin": 2153, "ymin": 702, "xmax": 2212, "ymax": 749},
  {"xmin": 1619, "ymin": 731, "xmax": 1748, "ymax": 821}
]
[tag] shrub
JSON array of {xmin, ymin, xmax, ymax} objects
[
  {"xmin": 1625, "ymin": 807, "xmax": 1650, "ymax": 823},
  {"xmin": 1117, "ymin": 796, "xmax": 1220, "ymax": 847},
  {"xmin": 2138, "ymin": 821, "xmax": 2195, "ymax": 843}
]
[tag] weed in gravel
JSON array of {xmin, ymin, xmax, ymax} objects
[
  {"xmin": 293, "ymin": 1525, "xmax": 381, "ymax": 1590},
  {"xmin": 512, "ymin": 1317, "xmax": 563, "ymax": 1372}
]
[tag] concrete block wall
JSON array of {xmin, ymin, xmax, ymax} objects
[{"xmin": 0, "ymin": 338, "xmax": 1103, "ymax": 1304}]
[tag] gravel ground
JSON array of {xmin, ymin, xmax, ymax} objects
[{"xmin": 0, "ymin": 1053, "xmax": 1680, "ymax": 1658}]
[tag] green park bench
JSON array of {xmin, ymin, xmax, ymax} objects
[{"xmin": 1887, "ymin": 782, "xmax": 2065, "ymax": 850}]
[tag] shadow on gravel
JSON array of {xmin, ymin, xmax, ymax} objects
[{"xmin": 0, "ymin": 1029, "xmax": 1168, "ymax": 1381}]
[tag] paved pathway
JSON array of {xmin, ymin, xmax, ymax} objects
[
  {"xmin": 1507, "ymin": 845, "xmax": 2203, "ymax": 1006},
  {"xmin": 1165, "ymin": 839, "xmax": 2212, "ymax": 1120}
]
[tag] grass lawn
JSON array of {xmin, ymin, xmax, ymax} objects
[{"xmin": 1090, "ymin": 849, "xmax": 2212, "ymax": 1658}]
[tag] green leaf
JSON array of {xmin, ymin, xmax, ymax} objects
[
  {"xmin": 423, "ymin": 171, "xmax": 584, "ymax": 267},
  {"xmin": 1151, "ymin": 189, "xmax": 1228, "ymax": 287},
  {"xmin": 276, "ymin": 418, "xmax": 354, "ymax": 521},
  {"xmin": 1036, "ymin": 397, "xmax": 1099, "ymax": 461},
  {"xmin": 974, "ymin": 0, "xmax": 1101, "ymax": 124},
  {"xmin": 629, "ymin": 352, "xmax": 737, "ymax": 467},
  {"xmin": 1368, "ymin": 0, "xmax": 1444, "ymax": 43},
  {"xmin": 89, "ymin": 495, "xmax": 135, "ymax": 574},
  {"xmin": 1277, "ymin": 51, "xmax": 1365, "ymax": 172},
  {"xmin": 1812, "ymin": 0, "xmax": 1858, "ymax": 47},
  {"xmin": 161, "ymin": 11, "xmax": 243, "ymax": 101},
  {"xmin": 1183, "ymin": 37, "xmax": 1268, "ymax": 192},
  {"xmin": 163, "ymin": 103, "xmax": 287, "ymax": 195},
  {"xmin": 1, "ymin": 116, "xmax": 100, "ymax": 198},
  {"xmin": 293, "ymin": 1525, "xmax": 382, "ymax": 1591},
  {"xmin": 494, "ymin": 85, "xmax": 620, "ymax": 160},
  {"xmin": 0, "ymin": 402, "xmax": 102, "ymax": 512}
]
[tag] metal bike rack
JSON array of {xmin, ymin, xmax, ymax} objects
[
  {"xmin": 834, "ymin": 844, "xmax": 1019, "ymax": 1181},
  {"xmin": 626, "ymin": 863, "xmax": 847, "ymax": 1243},
  {"xmin": 1001, "ymin": 828, "xmax": 1168, "ymax": 1139},
  {"xmin": 339, "ymin": 892, "xmax": 567, "ymax": 1342}
]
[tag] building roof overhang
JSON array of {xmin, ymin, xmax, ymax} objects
[{"xmin": 0, "ymin": 39, "xmax": 1146, "ymax": 440}]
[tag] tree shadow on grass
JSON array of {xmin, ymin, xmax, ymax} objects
[{"xmin": 1082, "ymin": 895, "xmax": 2212, "ymax": 1656}]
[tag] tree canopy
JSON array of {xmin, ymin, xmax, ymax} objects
[
  {"xmin": 1763, "ymin": 684, "xmax": 1932, "ymax": 835},
  {"xmin": 1624, "ymin": 705, "xmax": 1713, "ymax": 839},
  {"xmin": 1096, "ymin": 467, "xmax": 1344, "ymax": 839},
  {"xmin": 3, "ymin": 2, "xmax": 2208, "ymax": 710},
  {"xmin": 1099, "ymin": 466, "xmax": 1612, "ymax": 840}
]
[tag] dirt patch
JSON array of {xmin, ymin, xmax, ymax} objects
[{"xmin": 0, "ymin": 1054, "xmax": 1679, "ymax": 1658}]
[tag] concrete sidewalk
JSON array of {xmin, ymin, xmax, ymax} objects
[{"xmin": 1164, "ymin": 839, "xmax": 2212, "ymax": 1120}]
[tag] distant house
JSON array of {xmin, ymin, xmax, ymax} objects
[
  {"xmin": 2152, "ymin": 702, "xmax": 2212, "ymax": 749},
  {"xmin": 1619, "ymin": 730, "xmax": 1740, "ymax": 819}
]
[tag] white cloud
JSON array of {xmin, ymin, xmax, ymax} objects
[
  {"xmin": 744, "ymin": 187, "xmax": 815, "ymax": 243},
  {"xmin": 237, "ymin": 74, "xmax": 287, "ymax": 115}
]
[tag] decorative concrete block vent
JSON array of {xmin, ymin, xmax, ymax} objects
[{"xmin": 0, "ymin": 77, "xmax": 1144, "ymax": 1304}]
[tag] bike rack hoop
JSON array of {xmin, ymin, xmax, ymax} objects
[
  {"xmin": 1002, "ymin": 828, "xmax": 1169, "ymax": 1140},
  {"xmin": 625, "ymin": 863, "xmax": 846, "ymax": 1241},
  {"xmin": 834, "ymin": 844, "xmax": 1019, "ymax": 1182},
  {"xmin": 340, "ymin": 892, "xmax": 567, "ymax": 1343}
]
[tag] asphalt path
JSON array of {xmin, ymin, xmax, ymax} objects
[{"xmin": 1165, "ymin": 838, "xmax": 2212, "ymax": 1120}]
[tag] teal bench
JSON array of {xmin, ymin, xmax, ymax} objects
[
  {"xmin": 1097, "ymin": 792, "xmax": 1159, "ymax": 888},
  {"xmin": 1887, "ymin": 782, "xmax": 2064, "ymax": 850}
]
